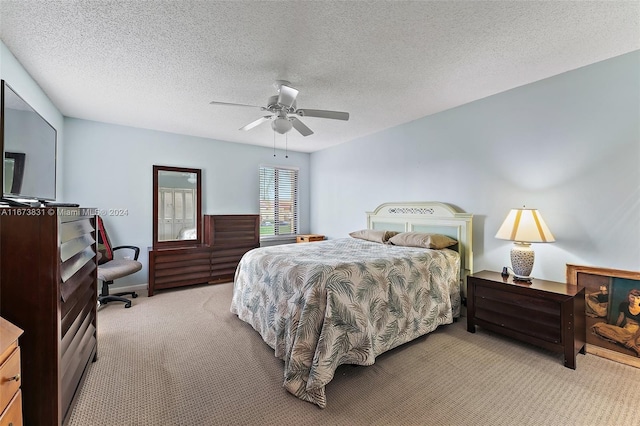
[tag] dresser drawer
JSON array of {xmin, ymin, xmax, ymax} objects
[
  {"xmin": 0, "ymin": 342, "xmax": 16, "ymax": 368},
  {"xmin": 475, "ymin": 306, "xmax": 562, "ymax": 343},
  {"xmin": 0, "ymin": 347, "xmax": 20, "ymax": 413},
  {"xmin": 0, "ymin": 389, "xmax": 22, "ymax": 426},
  {"xmin": 475, "ymin": 285, "xmax": 561, "ymax": 315},
  {"xmin": 474, "ymin": 283, "xmax": 562, "ymax": 343}
]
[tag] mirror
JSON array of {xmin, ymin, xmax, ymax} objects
[{"xmin": 153, "ymin": 165, "xmax": 202, "ymax": 248}]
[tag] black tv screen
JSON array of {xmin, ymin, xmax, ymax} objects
[{"xmin": 1, "ymin": 80, "xmax": 57, "ymax": 201}]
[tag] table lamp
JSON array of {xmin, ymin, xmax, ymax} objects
[{"xmin": 495, "ymin": 208, "xmax": 555, "ymax": 281}]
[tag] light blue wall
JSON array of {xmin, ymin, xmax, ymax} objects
[
  {"xmin": 63, "ymin": 118, "xmax": 310, "ymax": 286},
  {"xmin": 310, "ymin": 51, "xmax": 640, "ymax": 283}
]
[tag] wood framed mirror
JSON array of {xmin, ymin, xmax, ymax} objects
[{"xmin": 153, "ymin": 165, "xmax": 202, "ymax": 248}]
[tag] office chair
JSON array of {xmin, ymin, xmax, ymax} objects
[{"xmin": 96, "ymin": 216, "xmax": 143, "ymax": 308}]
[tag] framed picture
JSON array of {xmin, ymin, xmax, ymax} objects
[{"xmin": 566, "ymin": 264, "xmax": 640, "ymax": 368}]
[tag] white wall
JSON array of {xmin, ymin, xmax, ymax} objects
[
  {"xmin": 63, "ymin": 118, "xmax": 310, "ymax": 286},
  {"xmin": 310, "ymin": 51, "xmax": 640, "ymax": 283}
]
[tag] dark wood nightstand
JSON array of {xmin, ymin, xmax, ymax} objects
[{"xmin": 467, "ymin": 270, "xmax": 586, "ymax": 369}]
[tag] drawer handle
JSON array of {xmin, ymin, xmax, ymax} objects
[{"xmin": 9, "ymin": 373, "xmax": 20, "ymax": 382}]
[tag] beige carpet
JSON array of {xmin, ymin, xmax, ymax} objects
[{"xmin": 68, "ymin": 282, "xmax": 640, "ymax": 426}]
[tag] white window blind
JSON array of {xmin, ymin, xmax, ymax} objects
[{"xmin": 259, "ymin": 166, "xmax": 298, "ymax": 237}]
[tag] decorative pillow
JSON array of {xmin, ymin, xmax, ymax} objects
[
  {"xmin": 388, "ymin": 232, "xmax": 457, "ymax": 249},
  {"xmin": 349, "ymin": 229, "xmax": 400, "ymax": 243},
  {"xmin": 96, "ymin": 216, "xmax": 113, "ymax": 265}
]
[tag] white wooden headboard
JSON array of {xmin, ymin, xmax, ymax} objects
[{"xmin": 367, "ymin": 201, "xmax": 473, "ymax": 293}]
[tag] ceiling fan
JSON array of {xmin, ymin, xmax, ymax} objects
[{"xmin": 209, "ymin": 80, "xmax": 349, "ymax": 137}]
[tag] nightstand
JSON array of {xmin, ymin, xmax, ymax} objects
[
  {"xmin": 296, "ymin": 234, "xmax": 325, "ymax": 243},
  {"xmin": 0, "ymin": 317, "xmax": 23, "ymax": 426},
  {"xmin": 467, "ymin": 270, "xmax": 586, "ymax": 369}
]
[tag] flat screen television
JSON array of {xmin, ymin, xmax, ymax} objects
[{"xmin": 1, "ymin": 79, "xmax": 57, "ymax": 203}]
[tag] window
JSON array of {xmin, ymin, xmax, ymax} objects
[{"xmin": 259, "ymin": 166, "xmax": 298, "ymax": 237}]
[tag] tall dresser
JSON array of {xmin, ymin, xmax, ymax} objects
[{"xmin": 0, "ymin": 207, "xmax": 98, "ymax": 425}]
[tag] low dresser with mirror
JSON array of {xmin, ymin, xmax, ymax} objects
[{"xmin": 148, "ymin": 165, "xmax": 259, "ymax": 296}]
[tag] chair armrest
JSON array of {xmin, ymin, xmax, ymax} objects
[{"xmin": 112, "ymin": 245, "xmax": 141, "ymax": 260}]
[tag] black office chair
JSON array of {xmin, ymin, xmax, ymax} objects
[{"xmin": 96, "ymin": 216, "xmax": 142, "ymax": 308}]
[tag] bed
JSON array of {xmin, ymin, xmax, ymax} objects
[{"xmin": 230, "ymin": 201, "xmax": 473, "ymax": 408}]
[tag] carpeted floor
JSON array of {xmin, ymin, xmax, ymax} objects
[{"xmin": 67, "ymin": 282, "xmax": 640, "ymax": 426}]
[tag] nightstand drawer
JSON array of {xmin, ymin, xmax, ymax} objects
[
  {"xmin": 475, "ymin": 306, "xmax": 562, "ymax": 343},
  {"xmin": 296, "ymin": 234, "xmax": 325, "ymax": 243},
  {"xmin": 0, "ymin": 347, "xmax": 20, "ymax": 413},
  {"xmin": 0, "ymin": 390, "xmax": 22, "ymax": 426},
  {"xmin": 475, "ymin": 285, "xmax": 561, "ymax": 316},
  {"xmin": 475, "ymin": 297, "xmax": 560, "ymax": 329}
]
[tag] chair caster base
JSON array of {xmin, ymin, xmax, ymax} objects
[{"xmin": 98, "ymin": 294, "xmax": 133, "ymax": 308}]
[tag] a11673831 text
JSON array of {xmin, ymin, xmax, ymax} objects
[{"xmin": 0, "ymin": 208, "xmax": 129, "ymax": 217}]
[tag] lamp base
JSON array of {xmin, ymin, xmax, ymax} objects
[
  {"xmin": 512, "ymin": 273, "xmax": 533, "ymax": 283},
  {"xmin": 510, "ymin": 242, "xmax": 535, "ymax": 280}
]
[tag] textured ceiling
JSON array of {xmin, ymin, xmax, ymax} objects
[{"xmin": 1, "ymin": 1, "xmax": 638, "ymax": 153}]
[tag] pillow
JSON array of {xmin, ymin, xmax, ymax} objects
[
  {"xmin": 388, "ymin": 232, "xmax": 457, "ymax": 249},
  {"xmin": 349, "ymin": 229, "xmax": 399, "ymax": 243},
  {"xmin": 177, "ymin": 227, "xmax": 197, "ymax": 240}
]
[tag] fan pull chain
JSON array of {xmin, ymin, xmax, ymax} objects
[
  {"xmin": 285, "ymin": 132, "xmax": 289, "ymax": 158},
  {"xmin": 273, "ymin": 130, "xmax": 276, "ymax": 157}
]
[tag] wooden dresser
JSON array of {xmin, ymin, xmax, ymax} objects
[
  {"xmin": 0, "ymin": 208, "xmax": 98, "ymax": 425},
  {"xmin": 148, "ymin": 214, "xmax": 259, "ymax": 296},
  {"xmin": 467, "ymin": 270, "xmax": 586, "ymax": 369},
  {"xmin": 0, "ymin": 317, "xmax": 23, "ymax": 426}
]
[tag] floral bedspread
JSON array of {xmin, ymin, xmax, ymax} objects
[{"xmin": 230, "ymin": 238, "xmax": 460, "ymax": 408}]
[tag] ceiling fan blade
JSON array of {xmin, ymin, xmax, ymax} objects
[
  {"xmin": 295, "ymin": 109, "xmax": 349, "ymax": 121},
  {"xmin": 240, "ymin": 116, "xmax": 271, "ymax": 131},
  {"xmin": 277, "ymin": 84, "xmax": 299, "ymax": 109},
  {"xmin": 290, "ymin": 117, "xmax": 314, "ymax": 137},
  {"xmin": 210, "ymin": 100, "xmax": 266, "ymax": 110}
]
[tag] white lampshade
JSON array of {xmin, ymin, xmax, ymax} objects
[
  {"xmin": 495, "ymin": 208, "xmax": 555, "ymax": 280},
  {"xmin": 495, "ymin": 209, "xmax": 555, "ymax": 243}
]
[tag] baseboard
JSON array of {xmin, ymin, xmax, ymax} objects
[{"xmin": 108, "ymin": 283, "xmax": 148, "ymax": 296}]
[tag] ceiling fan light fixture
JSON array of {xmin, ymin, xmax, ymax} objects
[
  {"xmin": 210, "ymin": 80, "xmax": 350, "ymax": 137},
  {"xmin": 271, "ymin": 117, "xmax": 292, "ymax": 134}
]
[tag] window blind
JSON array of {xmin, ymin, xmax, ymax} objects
[{"xmin": 259, "ymin": 166, "xmax": 298, "ymax": 237}]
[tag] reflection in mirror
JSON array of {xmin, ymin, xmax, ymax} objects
[
  {"xmin": 158, "ymin": 171, "xmax": 197, "ymax": 241},
  {"xmin": 153, "ymin": 165, "xmax": 202, "ymax": 247},
  {"xmin": 4, "ymin": 152, "xmax": 25, "ymax": 194}
]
